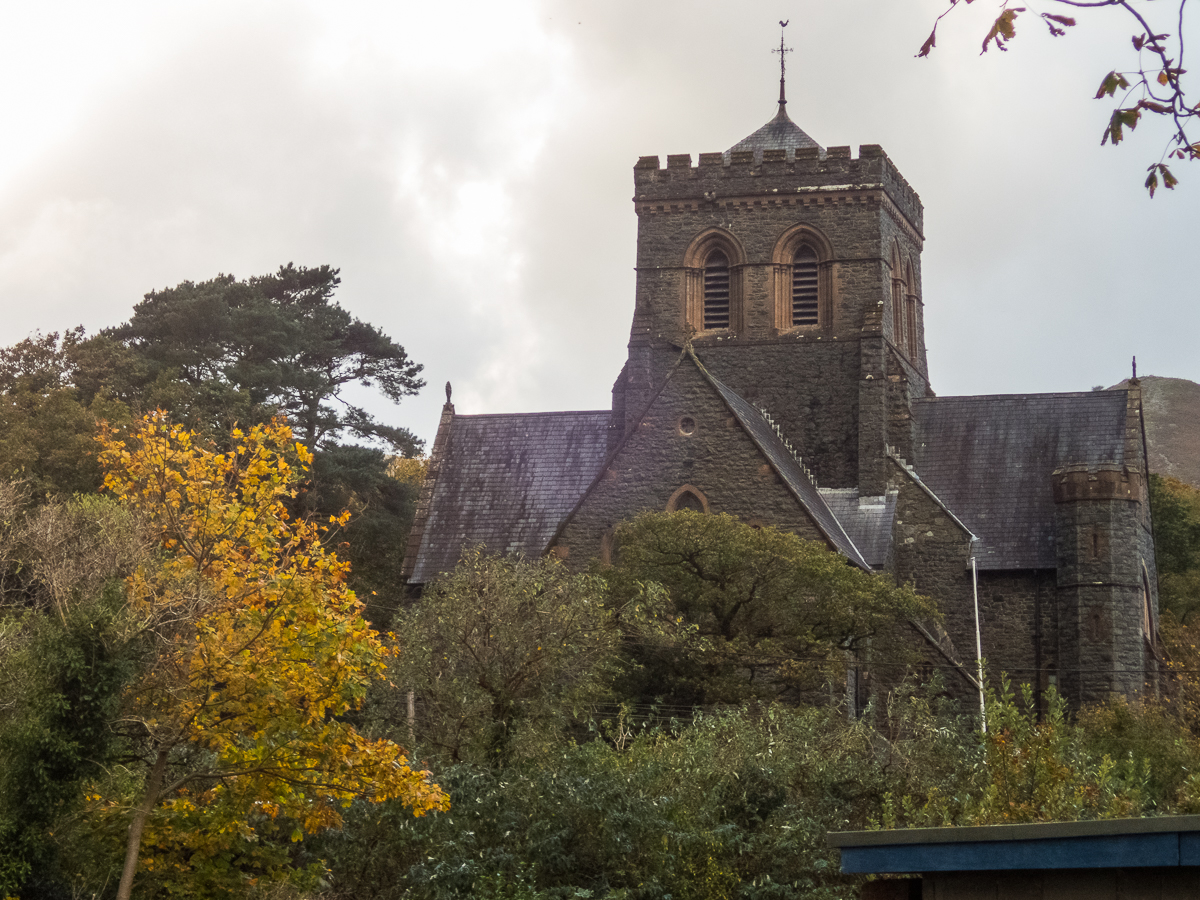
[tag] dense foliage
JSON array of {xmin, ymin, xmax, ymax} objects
[
  {"xmin": 603, "ymin": 511, "xmax": 936, "ymax": 708},
  {"xmin": 0, "ymin": 329, "xmax": 131, "ymax": 496},
  {"xmin": 0, "ymin": 415, "xmax": 446, "ymax": 899},
  {"xmin": 299, "ymin": 443, "xmax": 422, "ymax": 627},
  {"xmin": 319, "ymin": 705, "xmax": 913, "ymax": 900},
  {"xmin": 1150, "ymin": 474, "xmax": 1200, "ymax": 623},
  {"xmin": 5, "ymin": 290, "xmax": 1200, "ymax": 896},
  {"xmin": 0, "ymin": 590, "xmax": 136, "ymax": 894},
  {"xmin": 386, "ymin": 549, "xmax": 637, "ymax": 766},
  {"xmin": 321, "ymin": 676, "xmax": 1189, "ymax": 899},
  {"xmin": 0, "ymin": 268, "xmax": 426, "ymax": 614},
  {"xmin": 94, "ymin": 414, "xmax": 447, "ymax": 899},
  {"xmin": 111, "ymin": 264, "xmax": 425, "ymax": 454}
]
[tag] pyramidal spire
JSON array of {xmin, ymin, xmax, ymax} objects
[{"xmin": 725, "ymin": 22, "xmax": 822, "ymax": 162}]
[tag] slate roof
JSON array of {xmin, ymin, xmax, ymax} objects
[
  {"xmin": 911, "ymin": 391, "xmax": 1130, "ymax": 570},
  {"xmin": 695, "ymin": 354, "xmax": 871, "ymax": 570},
  {"xmin": 818, "ymin": 489, "xmax": 898, "ymax": 569},
  {"xmin": 726, "ymin": 102, "xmax": 822, "ymax": 163},
  {"xmin": 406, "ymin": 410, "xmax": 611, "ymax": 584}
]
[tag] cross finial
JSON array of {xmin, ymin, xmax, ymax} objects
[{"xmin": 772, "ymin": 20, "xmax": 792, "ymax": 109}]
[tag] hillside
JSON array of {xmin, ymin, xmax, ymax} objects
[{"xmin": 1112, "ymin": 376, "xmax": 1200, "ymax": 487}]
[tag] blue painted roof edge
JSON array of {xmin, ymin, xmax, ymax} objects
[
  {"xmin": 829, "ymin": 814, "xmax": 1200, "ymax": 847},
  {"xmin": 831, "ymin": 816, "xmax": 1200, "ymax": 874}
]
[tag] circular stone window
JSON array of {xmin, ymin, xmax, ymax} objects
[{"xmin": 678, "ymin": 416, "xmax": 696, "ymax": 436}]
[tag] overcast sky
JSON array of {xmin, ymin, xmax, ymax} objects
[{"xmin": 0, "ymin": 0, "xmax": 1195, "ymax": 449}]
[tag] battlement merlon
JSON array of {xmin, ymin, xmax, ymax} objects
[{"xmin": 632, "ymin": 144, "xmax": 923, "ymax": 238}]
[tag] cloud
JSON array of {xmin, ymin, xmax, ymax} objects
[{"xmin": 0, "ymin": 0, "xmax": 1195, "ymax": 447}]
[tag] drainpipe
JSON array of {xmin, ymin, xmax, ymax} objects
[{"xmin": 971, "ymin": 552, "xmax": 987, "ymax": 732}]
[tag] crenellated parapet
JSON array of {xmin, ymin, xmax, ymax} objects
[{"xmin": 632, "ymin": 144, "xmax": 923, "ymax": 240}]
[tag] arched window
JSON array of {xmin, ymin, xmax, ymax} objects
[
  {"xmin": 890, "ymin": 245, "xmax": 908, "ymax": 351},
  {"xmin": 791, "ymin": 246, "xmax": 819, "ymax": 326},
  {"xmin": 703, "ymin": 250, "xmax": 731, "ymax": 330},
  {"xmin": 771, "ymin": 224, "xmax": 833, "ymax": 332},
  {"xmin": 683, "ymin": 229, "xmax": 744, "ymax": 335},
  {"xmin": 667, "ymin": 484, "xmax": 709, "ymax": 513},
  {"xmin": 892, "ymin": 280, "xmax": 906, "ymax": 349},
  {"xmin": 905, "ymin": 261, "xmax": 918, "ymax": 356}
]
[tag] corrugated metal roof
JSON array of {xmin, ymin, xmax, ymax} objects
[
  {"xmin": 819, "ymin": 489, "xmax": 897, "ymax": 569},
  {"xmin": 407, "ymin": 410, "xmax": 611, "ymax": 584},
  {"xmin": 911, "ymin": 391, "xmax": 1129, "ymax": 570}
]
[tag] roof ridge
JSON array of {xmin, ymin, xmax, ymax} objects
[
  {"xmin": 756, "ymin": 402, "xmax": 818, "ymax": 485},
  {"xmin": 451, "ymin": 409, "xmax": 610, "ymax": 420},
  {"xmin": 916, "ymin": 390, "xmax": 1128, "ymax": 404},
  {"xmin": 885, "ymin": 445, "xmax": 976, "ymax": 540}
]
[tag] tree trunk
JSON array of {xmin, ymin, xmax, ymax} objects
[
  {"xmin": 407, "ymin": 689, "xmax": 415, "ymax": 746},
  {"xmin": 116, "ymin": 748, "xmax": 168, "ymax": 900}
]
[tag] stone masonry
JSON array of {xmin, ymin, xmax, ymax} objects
[{"xmin": 404, "ymin": 92, "xmax": 1160, "ymax": 708}]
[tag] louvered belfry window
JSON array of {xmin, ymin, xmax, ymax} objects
[
  {"xmin": 792, "ymin": 246, "xmax": 819, "ymax": 326},
  {"xmin": 702, "ymin": 250, "xmax": 731, "ymax": 330}
]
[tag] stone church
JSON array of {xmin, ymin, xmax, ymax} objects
[{"xmin": 402, "ymin": 82, "xmax": 1160, "ymax": 707}]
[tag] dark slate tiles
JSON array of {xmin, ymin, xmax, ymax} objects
[
  {"xmin": 911, "ymin": 392, "xmax": 1128, "ymax": 570},
  {"xmin": 726, "ymin": 106, "xmax": 822, "ymax": 163},
  {"xmin": 408, "ymin": 410, "xmax": 610, "ymax": 584},
  {"xmin": 819, "ymin": 489, "xmax": 898, "ymax": 569}
]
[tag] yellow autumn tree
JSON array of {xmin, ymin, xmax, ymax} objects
[{"xmin": 95, "ymin": 413, "xmax": 447, "ymax": 899}]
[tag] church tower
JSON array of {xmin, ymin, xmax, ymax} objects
[
  {"xmin": 612, "ymin": 60, "xmax": 928, "ymax": 494},
  {"xmin": 405, "ymin": 37, "xmax": 1159, "ymax": 708}
]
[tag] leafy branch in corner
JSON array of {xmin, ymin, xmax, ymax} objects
[{"xmin": 918, "ymin": 0, "xmax": 1197, "ymax": 195}]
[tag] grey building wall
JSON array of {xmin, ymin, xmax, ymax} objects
[
  {"xmin": 619, "ymin": 145, "xmax": 928, "ymax": 491},
  {"xmin": 554, "ymin": 360, "xmax": 826, "ymax": 564}
]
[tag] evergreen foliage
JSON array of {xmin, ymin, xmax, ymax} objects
[
  {"xmin": 299, "ymin": 443, "xmax": 421, "ymax": 628},
  {"xmin": 1150, "ymin": 474, "xmax": 1200, "ymax": 623},
  {"xmin": 110, "ymin": 263, "xmax": 425, "ymax": 454},
  {"xmin": 317, "ymin": 704, "xmax": 940, "ymax": 900},
  {"xmin": 603, "ymin": 511, "xmax": 936, "ymax": 708},
  {"xmin": 0, "ymin": 330, "xmax": 131, "ymax": 497},
  {"xmin": 0, "ymin": 593, "xmax": 135, "ymax": 897}
]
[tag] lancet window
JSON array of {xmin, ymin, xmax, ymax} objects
[
  {"xmin": 703, "ymin": 250, "xmax": 731, "ymax": 330},
  {"xmin": 791, "ymin": 246, "xmax": 819, "ymax": 326}
]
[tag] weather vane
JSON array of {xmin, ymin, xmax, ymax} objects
[{"xmin": 773, "ymin": 20, "xmax": 792, "ymax": 107}]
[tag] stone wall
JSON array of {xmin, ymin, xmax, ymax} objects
[
  {"xmin": 554, "ymin": 360, "xmax": 826, "ymax": 565},
  {"xmin": 632, "ymin": 145, "xmax": 923, "ymax": 233},
  {"xmin": 1054, "ymin": 466, "xmax": 1150, "ymax": 703},
  {"xmin": 694, "ymin": 340, "xmax": 862, "ymax": 487},
  {"xmin": 975, "ymin": 569, "xmax": 1059, "ymax": 697},
  {"xmin": 621, "ymin": 143, "xmax": 928, "ymax": 490},
  {"xmin": 885, "ymin": 456, "xmax": 978, "ymax": 695}
]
